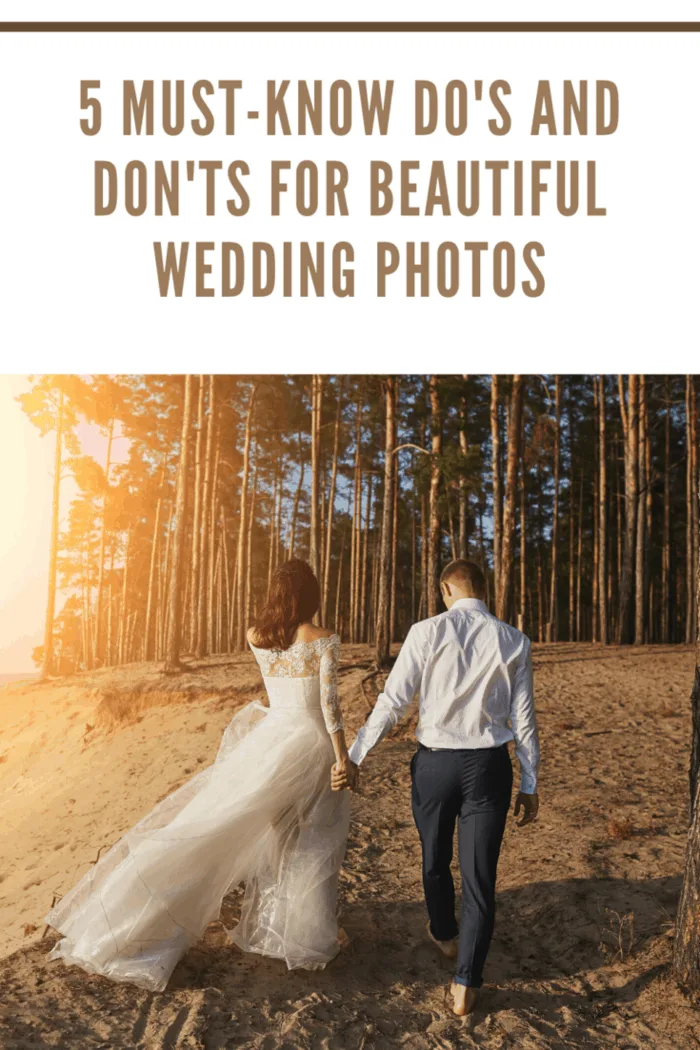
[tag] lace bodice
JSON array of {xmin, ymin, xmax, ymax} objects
[{"xmin": 249, "ymin": 635, "xmax": 343, "ymax": 735}]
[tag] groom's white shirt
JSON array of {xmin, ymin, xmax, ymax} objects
[{"xmin": 348, "ymin": 597, "xmax": 540, "ymax": 794}]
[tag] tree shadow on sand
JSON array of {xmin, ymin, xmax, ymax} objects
[
  {"xmin": 14, "ymin": 873, "xmax": 683, "ymax": 1050},
  {"xmin": 174, "ymin": 873, "xmax": 680, "ymax": 1006},
  {"xmin": 240, "ymin": 873, "xmax": 681, "ymax": 1045}
]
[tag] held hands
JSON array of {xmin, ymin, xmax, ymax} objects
[
  {"xmin": 331, "ymin": 758, "xmax": 359, "ymax": 792},
  {"xmin": 514, "ymin": 791, "xmax": 539, "ymax": 827}
]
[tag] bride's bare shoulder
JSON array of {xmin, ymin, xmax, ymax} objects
[
  {"xmin": 246, "ymin": 626, "xmax": 262, "ymax": 647},
  {"xmin": 295, "ymin": 623, "xmax": 337, "ymax": 644}
]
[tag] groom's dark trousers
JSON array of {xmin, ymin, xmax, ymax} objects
[{"xmin": 411, "ymin": 741, "xmax": 513, "ymax": 988}]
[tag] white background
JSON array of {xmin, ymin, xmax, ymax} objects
[
  {"xmin": 0, "ymin": 8, "xmax": 699, "ymax": 371},
  {"xmin": 6, "ymin": 2, "xmax": 700, "ymax": 23}
]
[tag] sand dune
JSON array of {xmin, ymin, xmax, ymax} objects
[{"xmin": 0, "ymin": 643, "xmax": 699, "ymax": 1048}]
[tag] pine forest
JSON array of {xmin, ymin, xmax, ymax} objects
[{"xmin": 20, "ymin": 373, "xmax": 699, "ymax": 679}]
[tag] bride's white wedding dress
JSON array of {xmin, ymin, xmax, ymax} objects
[{"xmin": 45, "ymin": 634, "xmax": 350, "ymax": 992}]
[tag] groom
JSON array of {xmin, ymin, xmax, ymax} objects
[{"xmin": 332, "ymin": 559, "xmax": 540, "ymax": 1016}]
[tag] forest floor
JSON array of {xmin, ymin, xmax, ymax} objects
[{"xmin": 1, "ymin": 642, "xmax": 700, "ymax": 1049}]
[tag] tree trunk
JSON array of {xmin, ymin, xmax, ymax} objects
[
  {"xmin": 490, "ymin": 376, "xmax": 502, "ymax": 605},
  {"xmin": 537, "ymin": 548, "xmax": 544, "ymax": 643},
  {"xmin": 106, "ymin": 540, "xmax": 115, "ymax": 665},
  {"xmin": 245, "ymin": 467, "xmax": 258, "ymax": 634},
  {"xmin": 207, "ymin": 431, "xmax": 220, "ymax": 653},
  {"xmin": 181, "ymin": 556, "xmax": 191, "ymax": 649},
  {"xmin": 214, "ymin": 543, "xmax": 222, "ymax": 653},
  {"xmin": 334, "ymin": 526, "xmax": 347, "ymax": 635},
  {"xmin": 459, "ymin": 375, "xmax": 469, "ymax": 558},
  {"xmin": 390, "ymin": 419, "xmax": 400, "ymax": 643},
  {"xmin": 537, "ymin": 465, "xmax": 548, "ymax": 641},
  {"xmin": 355, "ymin": 482, "xmax": 366, "ymax": 642},
  {"xmin": 236, "ymin": 384, "xmax": 257, "ymax": 651},
  {"xmin": 593, "ymin": 438, "xmax": 599, "ymax": 644},
  {"xmin": 635, "ymin": 376, "xmax": 647, "ymax": 646},
  {"xmin": 160, "ymin": 499, "xmax": 175, "ymax": 659},
  {"xmin": 221, "ymin": 504, "xmax": 231, "ymax": 651},
  {"xmin": 80, "ymin": 542, "xmax": 90, "ymax": 669},
  {"xmin": 420, "ymin": 488, "xmax": 428, "ymax": 620},
  {"xmin": 276, "ymin": 468, "xmax": 284, "ymax": 568},
  {"xmin": 376, "ymin": 377, "xmax": 396, "ymax": 666},
  {"xmin": 189, "ymin": 375, "xmax": 205, "ymax": 649},
  {"xmin": 688, "ymin": 376, "xmax": 697, "ymax": 645},
  {"xmin": 196, "ymin": 376, "xmax": 215, "ymax": 658},
  {"xmin": 428, "ymin": 376, "xmax": 443, "ymax": 617},
  {"xmin": 612, "ymin": 435, "xmax": 621, "ymax": 642},
  {"xmin": 350, "ymin": 399, "xmax": 363, "ymax": 642},
  {"xmin": 617, "ymin": 375, "xmax": 639, "ymax": 644},
  {"xmin": 693, "ymin": 379, "xmax": 699, "ymax": 643},
  {"xmin": 287, "ymin": 433, "xmax": 306, "ymax": 560},
  {"xmin": 691, "ymin": 564, "xmax": 700, "ymax": 813},
  {"xmin": 41, "ymin": 389, "xmax": 65, "ymax": 679},
  {"xmin": 144, "ymin": 469, "xmax": 165, "ymax": 661},
  {"xmin": 498, "ymin": 376, "xmax": 524, "ymax": 622},
  {"xmin": 310, "ymin": 375, "xmax": 323, "ymax": 582},
  {"xmin": 518, "ymin": 447, "xmax": 527, "ymax": 632},
  {"xmin": 370, "ymin": 492, "xmax": 380, "ymax": 639},
  {"xmin": 412, "ymin": 465, "xmax": 418, "ymax": 624},
  {"xmin": 126, "ymin": 611, "xmax": 137, "ymax": 663},
  {"xmin": 576, "ymin": 478, "xmax": 583, "ymax": 642},
  {"xmin": 608, "ymin": 533, "xmax": 615, "ymax": 643},
  {"xmin": 322, "ymin": 382, "xmax": 343, "ymax": 624},
  {"xmin": 673, "ymin": 525, "xmax": 700, "ymax": 986},
  {"xmin": 131, "ymin": 612, "xmax": 140, "ymax": 663},
  {"xmin": 267, "ymin": 465, "xmax": 278, "ymax": 593},
  {"xmin": 662, "ymin": 376, "xmax": 671, "ymax": 644},
  {"xmin": 119, "ymin": 529, "xmax": 131, "ymax": 665},
  {"xmin": 93, "ymin": 416, "xmax": 114, "ymax": 665},
  {"xmin": 446, "ymin": 481, "xmax": 457, "ymax": 562},
  {"xmin": 645, "ymin": 385, "xmax": 653, "ymax": 643},
  {"xmin": 164, "ymin": 375, "xmax": 193, "ymax": 672},
  {"xmin": 569, "ymin": 393, "xmax": 576, "ymax": 642},
  {"xmin": 598, "ymin": 375, "xmax": 608, "ymax": 644},
  {"xmin": 320, "ymin": 461, "xmax": 326, "ymax": 591},
  {"xmin": 545, "ymin": 376, "xmax": 561, "ymax": 641},
  {"xmin": 360, "ymin": 473, "xmax": 373, "ymax": 643}
]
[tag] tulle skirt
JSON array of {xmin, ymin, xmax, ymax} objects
[{"xmin": 45, "ymin": 701, "xmax": 350, "ymax": 991}]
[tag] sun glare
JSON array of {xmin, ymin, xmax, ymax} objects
[{"xmin": 0, "ymin": 376, "xmax": 35, "ymax": 561}]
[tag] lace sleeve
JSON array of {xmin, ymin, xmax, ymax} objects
[{"xmin": 319, "ymin": 635, "xmax": 343, "ymax": 735}]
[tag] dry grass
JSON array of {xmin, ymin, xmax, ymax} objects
[
  {"xmin": 607, "ymin": 816, "xmax": 637, "ymax": 841},
  {"xmin": 607, "ymin": 816, "xmax": 661, "ymax": 842},
  {"xmin": 93, "ymin": 688, "xmax": 206, "ymax": 730},
  {"xmin": 92, "ymin": 674, "xmax": 262, "ymax": 731},
  {"xmin": 599, "ymin": 907, "xmax": 636, "ymax": 962}
]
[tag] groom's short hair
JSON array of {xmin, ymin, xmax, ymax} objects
[{"xmin": 440, "ymin": 559, "xmax": 487, "ymax": 598}]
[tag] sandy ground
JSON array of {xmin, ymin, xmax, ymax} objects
[{"xmin": 1, "ymin": 643, "xmax": 700, "ymax": 1048}]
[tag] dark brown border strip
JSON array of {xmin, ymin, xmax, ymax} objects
[{"xmin": 0, "ymin": 21, "xmax": 699, "ymax": 32}]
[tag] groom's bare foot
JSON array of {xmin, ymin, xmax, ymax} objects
[
  {"xmin": 426, "ymin": 921, "xmax": 458, "ymax": 959},
  {"xmin": 451, "ymin": 983, "xmax": 478, "ymax": 1016},
  {"xmin": 337, "ymin": 927, "xmax": 351, "ymax": 949}
]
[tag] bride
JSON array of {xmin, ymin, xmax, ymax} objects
[{"xmin": 46, "ymin": 559, "xmax": 357, "ymax": 991}]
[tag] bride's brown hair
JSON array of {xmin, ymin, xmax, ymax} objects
[{"xmin": 251, "ymin": 559, "xmax": 321, "ymax": 650}]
